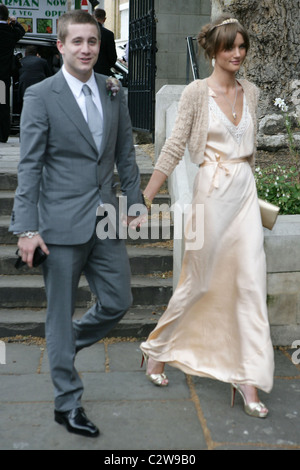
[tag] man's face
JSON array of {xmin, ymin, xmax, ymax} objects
[{"xmin": 57, "ymin": 23, "xmax": 100, "ymax": 82}]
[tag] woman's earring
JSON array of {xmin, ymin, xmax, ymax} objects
[{"xmin": 211, "ymin": 57, "xmax": 215, "ymax": 68}]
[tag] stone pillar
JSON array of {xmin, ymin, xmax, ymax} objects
[
  {"xmin": 155, "ymin": 0, "xmax": 211, "ymax": 92},
  {"xmin": 104, "ymin": 0, "xmax": 118, "ymax": 36},
  {"xmin": 211, "ymin": 0, "xmax": 300, "ymax": 152}
]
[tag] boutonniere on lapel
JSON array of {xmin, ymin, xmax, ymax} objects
[{"xmin": 106, "ymin": 77, "xmax": 120, "ymax": 99}]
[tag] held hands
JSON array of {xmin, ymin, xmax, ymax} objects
[
  {"xmin": 127, "ymin": 213, "xmax": 148, "ymax": 229},
  {"xmin": 126, "ymin": 193, "xmax": 152, "ymax": 229},
  {"xmin": 17, "ymin": 234, "xmax": 49, "ymax": 268}
]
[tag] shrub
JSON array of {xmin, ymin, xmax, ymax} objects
[{"xmin": 255, "ymin": 164, "xmax": 300, "ymax": 215}]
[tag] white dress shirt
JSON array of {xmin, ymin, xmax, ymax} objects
[
  {"xmin": 61, "ymin": 65, "xmax": 103, "ymax": 123},
  {"xmin": 62, "ymin": 65, "xmax": 104, "ymax": 206}
]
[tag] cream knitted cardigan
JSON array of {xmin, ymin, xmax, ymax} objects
[{"xmin": 155, "ymin": 78, "xmax": 259, "ymax": 177}]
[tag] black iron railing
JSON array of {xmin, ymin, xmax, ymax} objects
[
  {"xmin": 186, "ymin": 36, "xmax": 200, "ymax": 83},
  {"xmin": 128, "ymin": 0, "xmax": 157, "ymax": 137}
]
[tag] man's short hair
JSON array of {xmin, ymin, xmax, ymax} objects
[
  {"xmin": 57, "ymin": 10, "xmax": 100, "ymax": 43},
  {"xmin": 0, "ymin": 5, "xmax": 9, "ymax": 21},
  {"xmin": 94, "ymin": 9, "xmax": 106, "ymax": 21},
  {"xmin": 25, "ymin": 45, "xmax": 38, "ymax": 56}
]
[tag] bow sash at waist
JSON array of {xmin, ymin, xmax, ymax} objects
[{"xmin": 200, "ymin": 154, "xmax": 249, "ymax": 194}]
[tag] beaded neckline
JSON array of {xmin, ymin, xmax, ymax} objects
[{"xmin": 208, "ymin": 93, "xmax": 249, "ymax": 145}]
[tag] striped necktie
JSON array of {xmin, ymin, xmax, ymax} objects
[{"xmin": 82, "ymin": 84, "xmax": 102, "ymax": 151}]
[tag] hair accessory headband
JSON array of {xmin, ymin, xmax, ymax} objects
[{"xmin": 211, "ymin": 18, "xmax": 239, "ymax": 32}]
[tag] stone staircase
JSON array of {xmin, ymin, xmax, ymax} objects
[{"xmin": 0, "ymin": 139, "xmax": 173, "ymax": 338}]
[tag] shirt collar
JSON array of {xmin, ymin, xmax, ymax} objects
[{"xmin": 62, "ymin": 65, "xmax": 98, "ymax": 98}]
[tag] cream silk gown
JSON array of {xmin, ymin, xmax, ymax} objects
[{"xmin": 141, "ymin": 87, "xmax": 274, "ymax": 393}]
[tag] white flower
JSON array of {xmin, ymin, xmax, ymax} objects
[
  {"xmin": 274, "ymin": 98, "xmax": 289, "ymax": 112},
  {"xmin": 274, "ymin": 98, "xmax": 285, "ymax": 107}
]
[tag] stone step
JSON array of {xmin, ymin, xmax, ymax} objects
[
  {"xmin": 0, "ymin": 172, "xmax": 18, "ymax": 191},
  {"xmin": 0, "ymin": 150, "xmax": 165, "ymax": 193},
  {"xmin": 0, "ymin": 274, "xmax": 173, "ymax": 309},
  {"xmin": 0, "ymin": 217, "xmax": 15, "ymax": 244},
  {"xmin": 0, "ymin": 305, "xmax": 165, "ymax": 338},
  {"xmin": 0, "ymin": 215, "xmax": 174, "ymax": 245},
  {"xmin": 0, "ymin": 174, "xmax": 167, "ymax": 195},
  {"xmin": 0, "ymin": 173, "xmax": 167, "ymax": 195},
  {"xmin": 0, "ymin": 245, "xmax": 173, "ymax": 276},
  {"xmin": 0, "ymin": 191, "xmax": 14, "ymax": 216},
  {"xmin": 0, "ymin": 190, "xmax": 170, "ymax": 214},
  {"xmin": 0, "ymin": 164, "xmax": 164, "ymax": 193}
]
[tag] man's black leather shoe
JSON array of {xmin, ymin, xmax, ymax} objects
[{"xmin": 54, "ymin": 407, "xmax": 100, "ymax": 438}]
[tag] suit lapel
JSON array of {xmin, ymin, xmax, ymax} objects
[{"xmin": 51, "ymin": 70, "xmax": 99, "ymax": 155}]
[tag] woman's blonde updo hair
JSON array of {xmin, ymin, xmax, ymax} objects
[{"xmin": 197, "ymin": 13, "xmax": 250, "ymax": 60}]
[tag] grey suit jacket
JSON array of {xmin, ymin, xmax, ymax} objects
[{"xmin": 10, "ymin": 70, "xmax": 144, "ymax": 244}]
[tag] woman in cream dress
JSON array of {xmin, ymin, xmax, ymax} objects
[{"xmin": 140, "ymin": 15, "xmax": 274, "ymax": 418}]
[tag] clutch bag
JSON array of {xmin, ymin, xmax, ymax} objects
[{"xmin": 258, "ymin": 198, "xmax": 280, "ymax": 230}]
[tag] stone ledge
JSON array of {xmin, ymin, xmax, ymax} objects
[{"xmin": 264, "ymin": 215, "xmax": 300, "ymax": 273}]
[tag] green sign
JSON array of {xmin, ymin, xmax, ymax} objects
[{"xmin": 2, "ymin": 0, "xmax": 68, "ymax": 35}]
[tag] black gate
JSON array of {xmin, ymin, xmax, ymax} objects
[{"xmin": 128, "ymin": 0, "xmax": 156, "ymax": 137}]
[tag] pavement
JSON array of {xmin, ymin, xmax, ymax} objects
[
  {"xmin": 0, "ymin": 337, "xmax": 300, "ymax": 451},
  {"xmin": 1, "ymin": 137, "xmax": 300, "ymax": 451}
]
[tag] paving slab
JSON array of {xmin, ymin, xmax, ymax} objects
[{"xmin": 0, "ymin": 339, "xmax": 300, "ymax": 451}]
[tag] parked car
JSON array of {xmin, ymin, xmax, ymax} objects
[{"xmin": 11, "ymin": 34, "xmax": 128, "ymax": 134}]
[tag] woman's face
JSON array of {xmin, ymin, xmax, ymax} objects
[{"xmin": 215, "ymin": 32, "xmax": 247, "ymax": 73}]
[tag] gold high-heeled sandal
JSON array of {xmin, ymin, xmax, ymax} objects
[
  {"xmin": 231, "ymin": 383, "xmax": 268, "ymax": 418},
  {"xmin": 141, "ymin": 353, "xmax": 169, "ymax": 387}
]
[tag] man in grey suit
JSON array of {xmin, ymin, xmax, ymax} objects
[{"xmin": 10, "ymin": 10, "xmax": 145, "ymax": 438}]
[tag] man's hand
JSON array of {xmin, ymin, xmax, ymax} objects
[
  {"xmin": 17, "ymin": 234, "xmax": 49, "ymax": 268},
  {"xmin": 127, "ymin": 213, "xmax": 148, "ymax": 229}
]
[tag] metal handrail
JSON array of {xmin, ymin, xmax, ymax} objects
[{"xmin": 186, "ymin": 36, "xmax": 200, "ymax": 83}]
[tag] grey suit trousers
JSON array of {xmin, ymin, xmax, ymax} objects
[{"xmin": 42, "ymin": 224, "xmax": 132, "ymax": 412}]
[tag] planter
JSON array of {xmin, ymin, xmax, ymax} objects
[{"xmin": 264, "ymin": 214, "xmax": 300, "ymax": 346}]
